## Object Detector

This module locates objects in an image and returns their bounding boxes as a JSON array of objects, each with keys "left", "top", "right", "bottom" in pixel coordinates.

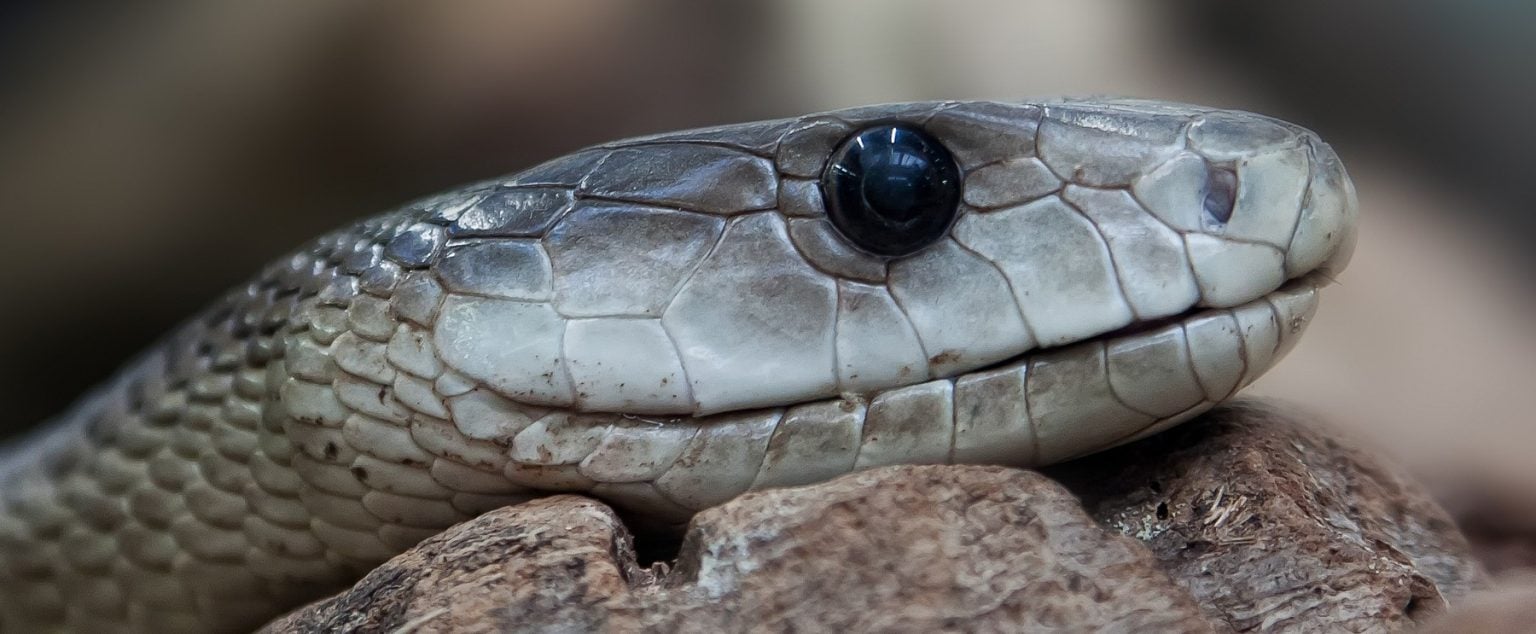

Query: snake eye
[
  {"left": 1203, "top": 164, "right": 1238, "bottom": 226},
  {"left": 821, "top": 124, "right": 961, "bottom": 257}
]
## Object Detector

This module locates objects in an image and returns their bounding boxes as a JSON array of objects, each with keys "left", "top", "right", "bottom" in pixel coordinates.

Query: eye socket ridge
[{"left": 820, "top": 123, "right": 962, "bottom": 258}]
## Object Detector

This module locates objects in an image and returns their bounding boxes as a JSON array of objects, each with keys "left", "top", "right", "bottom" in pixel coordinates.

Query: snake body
[{"left": 0, "top": 99, "right": 1356, "bottom": 632}]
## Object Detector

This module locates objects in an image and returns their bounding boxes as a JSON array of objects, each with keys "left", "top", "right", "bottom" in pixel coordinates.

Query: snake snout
[{"left": 1292, "top": 137, "right": 1359, "bottom": 278}]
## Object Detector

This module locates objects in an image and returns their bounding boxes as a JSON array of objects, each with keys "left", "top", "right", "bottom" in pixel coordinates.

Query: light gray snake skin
[{"left": 0, "top": 99, "right": 1357, "bottom": 632}]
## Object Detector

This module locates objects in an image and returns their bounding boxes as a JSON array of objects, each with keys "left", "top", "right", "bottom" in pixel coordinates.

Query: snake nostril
[{"left": 1203, "top": 164, "right": 1238, "bottom": 226}]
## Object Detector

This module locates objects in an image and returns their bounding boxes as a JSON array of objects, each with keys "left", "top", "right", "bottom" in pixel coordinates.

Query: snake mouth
[
  {"left": 948, "top": 271, "right": 1327, "bottom": 402},
  {"left": 1091, "top": 273, "right": 1326, "bottom": 348}
]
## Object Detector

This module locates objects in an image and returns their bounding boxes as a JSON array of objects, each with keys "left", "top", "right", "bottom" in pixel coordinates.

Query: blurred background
[{"left": 1, "top": 0, "right": 1533, "bottom": 572}]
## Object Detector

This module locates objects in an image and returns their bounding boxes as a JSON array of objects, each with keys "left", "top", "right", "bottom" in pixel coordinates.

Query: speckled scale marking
[{"left": 0, "top": 99, "right": 1356, "bottom": 632}]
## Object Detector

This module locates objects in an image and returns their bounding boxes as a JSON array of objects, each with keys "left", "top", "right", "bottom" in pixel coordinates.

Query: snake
[{"left": 0, "top": 98, "right": 1356, "bottom": 632}]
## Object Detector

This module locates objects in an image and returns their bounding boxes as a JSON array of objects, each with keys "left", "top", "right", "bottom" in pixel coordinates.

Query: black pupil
[{"left": 822, "top": 124, "right": 961, "bottom": 257}]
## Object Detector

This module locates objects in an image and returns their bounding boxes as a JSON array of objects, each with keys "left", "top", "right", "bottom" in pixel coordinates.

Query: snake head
[
  {"left": 393, "top": 100, "right": 1356, "bottom": 418},
  {"left": 314, "top": 96, "right": 1370, "bottom": 491}
]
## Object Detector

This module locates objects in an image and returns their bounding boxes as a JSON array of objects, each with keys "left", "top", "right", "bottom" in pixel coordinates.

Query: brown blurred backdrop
[{"left": 2, "top": 0, "right": 1533, "bottom": 553}]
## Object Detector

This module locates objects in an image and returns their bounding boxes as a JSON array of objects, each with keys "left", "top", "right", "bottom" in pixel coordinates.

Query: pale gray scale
[
  {"left": 341, "top": 414, "right": 436, "bottom": 466},
  {"left": 1048, "top": 98, "right": 1213, "bottom": 120},
  {"left": 1288, "top": 141, "right": 1358, "bottom": 277},
  {"left": 389, "top": 271, "right": 445, "bottom": 327},
  {"left": 447, "top": 186, "right": 574, "bottom": 238},
  {"left": 392, "top": 374, "right": 448, "bottom": 420},
  {"left": 336, "top": 373, "right": 413, "bottom": 429},
  {"left": 385, "top": 325, "right": 443, "bottom": 379},
  {"left": 887, "top": 240, "right": 1033, "bottom": 376},
  {"left": 663, "top": 213, "right": 838, "bottom": 415},
  {"left": 295, "top": 481, "right": 376, "bottom": 532},
  {"left": 508, "top": 412, "right": 612, "bottom": 468},
  {"left": 1232, "top": 301, "right": 1284, "bottom": 389},
  {"left": 433, "top": 295, "right": 573, "bottom": 407},
  {"left": 952, "top": 364, "right": 1035, "bottom": 466},
  {"left": 752, "top": 400, "right": 864, "bottom": 490},
  {"left": 1025, "top": 343, "right": 1156, "bottom": 465},
  {"left": 853, "top": 381, "right": 954, "bottom": 470},
  {"left": 653, "top": 409, "right": 781, "bottom": 511},
  {"left": 1104, "top": 325, "right": 1207, "bottom": 418},
  {"left": 1063, "top": 185, "right": 1199, "bottom": 320},
  {"left": 786, "top": 217, "right": 887, "bottom": 283},
  {"left": 563, "top": 318, "right": 692, "bottom": 413},
  {"left": 501, "top": 464, "right": 596, "bottom": 493},
  {"left": 953, "top": 197, "right": 1134, "bottom": 346},
  {"left": 345, "top": 295, "right": 395, "bottom": 341},
  {"left": 193, "top": 450, "right": 249, "bottom": 499},
  {"left": 579, "top": 144, "right": 777, "bottom": 214},
  {"left": 1187, "top": 111, "right": 1303, "bottom": 161},
  {"left": 360, "top": 491, "right": 465, "bottom": 529},
  {"left": 301, "top": 305, "right": 350, "bottom": 348},
  {"left": 434, "top": 370, "right": 475, "bottom": 397},
  {"left": 963, "top": 158, "right": 1062, "bottom": 209},
  {"left": 1055, "top": 98, "right": 1211, "bottom": 118},
  {"left": 924, "top": 101, "right": 1044, "bottom": 170},
  {"left": 244, "top": 514, "right": 325, "bottom": 559},
  {"left": 283, "top": 336, "right": 335, "bottom": 384},
  {"left": 1185, "top": 234, "right": 1287, "bottom": 308},
  {"left": 444, "top": 390, "right": 537, "bottom": 443},
  {"left": 1267, "top": 283, "right": 1320, "bottom": 363},
  {"left": 436, "top": 239, "right": 554, "bottom": 300},
  {"left": 1037, "top": 104, "right": 1189, "bottom": 187},
  {"left": 775, "top": 117, "right": 851, "bottom": 178},
  {"left": 248, "top": 451, "right": 303, "bottom": 499},
  {"left": 834, "top": 281, "right": 930, "bottom": 393},
  {"left": 1182, "top": 312, "right": 1247, "bottom": 401},
  {"left": 578, "top": 418, "right": 701, "bottom": 484},
  {"left": 410, "top": 416, "right": 510, "bottom": 473},
  {"left": 429, "top": 459, "right": 528, "bottom": 496},
  {"left": 183, "top": 485, "right": 251, "bottom": 534},
  {"left": 331, "top": 332, "right": 393, "bottom": 386},
  {"left": 545, "top": 203, "right": 724, "bottom": 318},
  {"left": 1220, "top": 143, "right": 1309, "bottom": 248},
  {"left": 504, "top": 420, "right": 603, "bottom": 487},
  {"left": 1131, "top": 151, "right": 1215, "bottom": 233},
  {"left": 278, "top": 379, "right": 349, "bottom": 429}
]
